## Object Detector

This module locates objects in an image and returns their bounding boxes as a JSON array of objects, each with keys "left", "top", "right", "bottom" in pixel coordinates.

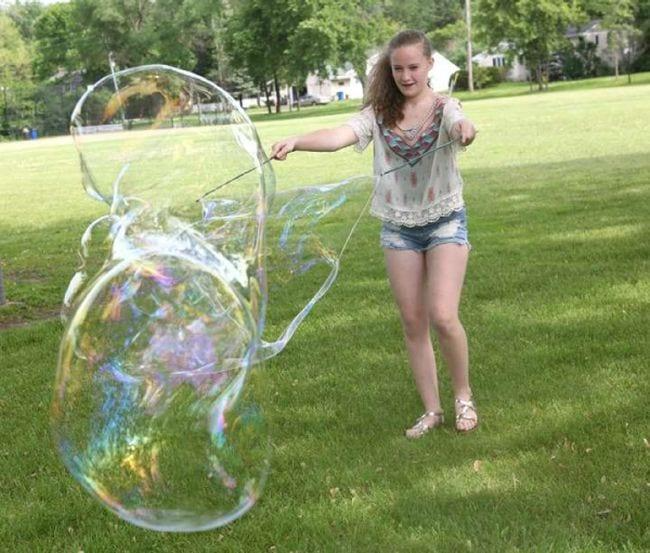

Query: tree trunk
[
  {"left": 262, "top": 83, "right": 272, "bottom": 114},
  {"left": 0, "top": 264, "right": 5, "bottom": 306},
  {"left": 544, "top": 61, "right": 549, "bottom": 91},
  {"left": 273, "top": 73, "right": 281, "bottom": 114}
]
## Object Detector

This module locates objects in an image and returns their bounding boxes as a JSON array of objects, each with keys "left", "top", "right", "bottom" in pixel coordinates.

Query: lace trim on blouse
[{"left": 370, "top": 190, "right": 465, "bottom": 227}]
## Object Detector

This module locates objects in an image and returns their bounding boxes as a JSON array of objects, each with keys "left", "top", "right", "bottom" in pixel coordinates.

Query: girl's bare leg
[
  {"left": 424, "top": 243, "right": 477, "bottom": 430},
  {"left": 384, "top": 249, "right": 442, "bottom": 424}
]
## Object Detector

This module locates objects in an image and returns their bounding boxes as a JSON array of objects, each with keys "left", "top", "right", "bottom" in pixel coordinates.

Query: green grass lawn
[{"left": 1, "top": 78, "right": 649, "bottom": 552}]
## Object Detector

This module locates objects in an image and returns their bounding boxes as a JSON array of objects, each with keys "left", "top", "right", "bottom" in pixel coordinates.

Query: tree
[
  {"left": 32, "top": 3, "right": 79, "bottom": 81},
  {"left": 5, "top": 0, "right": 43, "bottom": 42},
  {"left": 632, "top": 0, "right": 650, "bottom": 70},
  {"left": 331, "top": 0, "right": 394, "bottom": 92},
  {"left": 284, "top": 0, "right": 394, "bottom": 96},
  {"left": 383, "top": 0, "right": 463, "bottom": 32},
  {"left": 600, "top": 0, "right": 641, "bottom": 78},
  {"left": 558, "top": 36, "right": 606, "bottom": 79},
  {"left": 0, "top": 12, "right": 33, "bottom": 134},
  {"left": 383, "top": 0, "right": 467, "bottom": 58},
  {"left": 71, "top": 0, "right": 225, "bottom": 81},
  {"left": 225, "top": 0, "right": 332, "bottom": 113},
  {"left": 569, "top": 0, "right": 645, "bottom": 77},
  {"left": 476, "top": 0, "right": 575, "bottom": 90}
]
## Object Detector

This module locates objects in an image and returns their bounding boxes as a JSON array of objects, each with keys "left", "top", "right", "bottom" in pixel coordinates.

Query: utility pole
[{"left": 466, "top": 0, "right": 474, "bottom": 92}]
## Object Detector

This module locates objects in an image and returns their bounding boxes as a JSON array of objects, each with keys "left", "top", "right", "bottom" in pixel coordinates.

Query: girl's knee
[
  {"left": 429, "top": 311, "right": 460, "bottom": 335},
  {"left": 401, "top": 310, "right": 429, "bottom": 340}
]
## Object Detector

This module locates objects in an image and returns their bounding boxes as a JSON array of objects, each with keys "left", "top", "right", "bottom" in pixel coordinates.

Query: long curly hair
[{"left": 364, "top": 30, "right": 433, "bottom": 129}]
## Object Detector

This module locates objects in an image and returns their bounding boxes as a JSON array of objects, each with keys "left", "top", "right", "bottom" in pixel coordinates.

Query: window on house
[{"left": 594, "top": 34, "right": 599, "bottom": 45}]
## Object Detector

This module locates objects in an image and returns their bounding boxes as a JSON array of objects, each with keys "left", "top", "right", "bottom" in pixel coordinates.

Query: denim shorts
[{"left": 380, "top": 208, "right": 472, "bottom": 252}]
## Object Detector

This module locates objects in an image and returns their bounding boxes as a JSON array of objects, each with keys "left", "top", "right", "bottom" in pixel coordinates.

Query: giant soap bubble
[{"left": 53, "top": 64, "right": 374, "bottom": 531}]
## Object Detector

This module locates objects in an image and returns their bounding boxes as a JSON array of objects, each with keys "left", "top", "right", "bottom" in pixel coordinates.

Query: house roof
[{"left": 566, "top": 19, "right": 602, "bottom": 38}]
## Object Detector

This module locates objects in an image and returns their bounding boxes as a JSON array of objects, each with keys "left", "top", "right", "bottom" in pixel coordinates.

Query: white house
[
  {"left": 473, "top": 21, "right": 617, "bottom": 81},
  {"left": 566, "top": 19, "right": 610, "bottom": 57},
  {"left": 306, "top": 51, "right": 461, "bottom": 100},
  {"left": 306, "top": 62, "right": 363, "bottom": 101},
  {"left": 472, "top": 42, "right": 529, "bottom": 81}
]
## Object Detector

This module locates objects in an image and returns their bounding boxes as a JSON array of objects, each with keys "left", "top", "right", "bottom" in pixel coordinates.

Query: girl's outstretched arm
[{"left": 271, "top": 126, "right": 359, "bottom": 160}]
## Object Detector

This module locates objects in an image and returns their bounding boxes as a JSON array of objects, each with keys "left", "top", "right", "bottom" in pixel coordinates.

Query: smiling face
[{"left": 389, "top": 43, "right": 434, "bottom": 99}]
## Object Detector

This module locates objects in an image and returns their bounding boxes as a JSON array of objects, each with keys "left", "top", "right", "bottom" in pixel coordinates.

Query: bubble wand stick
[{"left": 196, "top": 73, "right": 462, "bottom": 202}]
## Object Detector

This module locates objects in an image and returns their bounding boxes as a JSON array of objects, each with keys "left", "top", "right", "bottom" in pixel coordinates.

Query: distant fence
[{"left": 77, "top": 124, "right": 124, "bottom": 134}]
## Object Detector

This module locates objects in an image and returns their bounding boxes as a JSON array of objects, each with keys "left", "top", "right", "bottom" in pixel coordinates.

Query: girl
[{"left": 271, "top": 30, "right": 478, "bottom": 438}]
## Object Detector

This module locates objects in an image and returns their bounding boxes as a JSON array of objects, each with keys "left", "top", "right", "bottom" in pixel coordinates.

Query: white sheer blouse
[{"left": 345, "top": 96, "right": 467, "bottom": 227}]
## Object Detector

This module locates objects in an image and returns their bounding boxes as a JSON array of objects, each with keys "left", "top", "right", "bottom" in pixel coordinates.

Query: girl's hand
[
  {"left": 270, "top": 137, "right": 298, "bottom": 161},
  {"left": 453, "top": 120, "right": 477, "bottom": 146}
]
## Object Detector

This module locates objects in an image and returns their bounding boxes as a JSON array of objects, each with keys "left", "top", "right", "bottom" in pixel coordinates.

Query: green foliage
[
  {"left": 558, "top": 38, "right": 610, "bottom": 79},
  {"left": 383, "top": 0, "right": 464, "bottom": 33},
  {"left": 33, "top": 83, "right": 81, "bottom": 137},
  {"left": 0, "top": 12, "right": 34, "bottom": 134},
  {"left": 71, "top": 0, "right": 224, "bottom": 80},
  {"left": 0, "top": 12, "right": 32, "bottom": 83},
  {"left": 224, "top": 0, "right": 298, "bottom": 110},
  {"left": 384, "top": 0, "right": 468, "bottom": 60},
  {"left": 5, "top": 0, "right": 43, "bottom": 41},
  {"left": 454, "top": 64, "right": 504, "bottom": 90},
  {"left": 327, "top": 0, "right": 393, "bottom": 91},
  {"left": 32, "top": 3, "right": 78, "bottom": 81},
  {"left": 224, "top": 0, "right": 388, "bottom": 109},
  {"left": 2, "top": 0, "right": 649, "bottom": 134},
  {"left": 476, "top": 0, "right": 576, "bottom": 88}
]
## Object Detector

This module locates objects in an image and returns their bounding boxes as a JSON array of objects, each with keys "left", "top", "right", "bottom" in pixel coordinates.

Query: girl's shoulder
[
  {"left": 433, "top": 94, "right": 461, "bottom": 109},
  {"left": 355, "top": 104, "right": 380, "bottom": 126}
]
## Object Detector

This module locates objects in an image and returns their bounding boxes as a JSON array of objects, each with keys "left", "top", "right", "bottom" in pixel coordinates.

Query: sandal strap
[
  {"left": 418, "top": 410, "right": 444, "bottom": 420},
  {"left": 408, "top": 411, "right": 445, "bottom": 437},
  {"left": 455, "top": 398, "right": 477, "bottom": 421},
  {"left": 455, "top": 398, "right": 475, "bottom": 408}
]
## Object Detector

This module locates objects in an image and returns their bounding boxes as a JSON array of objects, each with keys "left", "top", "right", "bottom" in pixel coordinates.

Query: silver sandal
[
  {"left": 455, "top": 397, "right": 479, "bottom": 433},
  {"left": 405, "top": 410, "right": 444, "bottom": 439}
]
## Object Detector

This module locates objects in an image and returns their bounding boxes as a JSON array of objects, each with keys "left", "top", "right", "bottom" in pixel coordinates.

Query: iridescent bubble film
[{"left": 53, "top": 65, "right": 373, "bottom": 532}]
